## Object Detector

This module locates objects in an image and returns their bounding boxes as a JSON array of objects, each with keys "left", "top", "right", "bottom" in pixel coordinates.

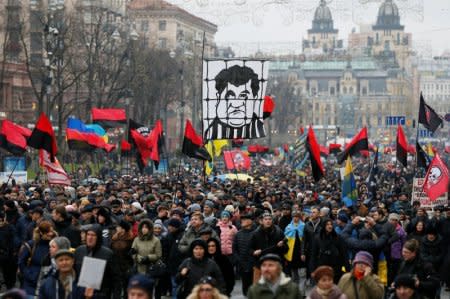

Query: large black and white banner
[{"left": 202, "top": 60, "right": 269, "bottom": 140}]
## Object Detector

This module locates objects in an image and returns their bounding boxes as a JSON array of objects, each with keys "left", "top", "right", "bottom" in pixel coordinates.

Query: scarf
[
  {"left": 353, "top": 268, "right": 365, "bottom": 281},
  {"left": 59, "top": 270, "right": 75, "bottom": 299},
  {"left": 309, "top": 285, "right": 344, "bottom": 299}
]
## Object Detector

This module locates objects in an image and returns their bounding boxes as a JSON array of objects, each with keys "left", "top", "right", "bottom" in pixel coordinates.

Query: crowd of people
[{"left": 0, "top": 156, "right": 449, "bottom": 299}]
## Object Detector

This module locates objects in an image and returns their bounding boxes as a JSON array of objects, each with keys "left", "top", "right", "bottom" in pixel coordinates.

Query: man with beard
[{"left": 250, "top": 212, "right": 286, "bottom": 283}]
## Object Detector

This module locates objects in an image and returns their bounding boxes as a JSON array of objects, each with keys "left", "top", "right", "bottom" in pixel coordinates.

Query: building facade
[
  {"left": 270, "top": 0, "right": 414, "bottom": 143},
  {"left": 302, "top": 0, "right": 343, "bottom": 56},
  {"left": 127, "top": 0, "right": 217, "bottom": 56}
]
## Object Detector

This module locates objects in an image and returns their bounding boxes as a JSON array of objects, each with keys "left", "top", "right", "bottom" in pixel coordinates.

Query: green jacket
[
  {"left": 338, "top": 272, "right": 384, "bottom": 299},
  {"left": 248, "top": 273, "right": 303, "bottom": 299}
]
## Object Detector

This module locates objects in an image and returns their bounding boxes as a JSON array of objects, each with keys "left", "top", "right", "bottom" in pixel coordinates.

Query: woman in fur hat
[{"left": 307, "top": 266, "right": 347, "bottom": 299}]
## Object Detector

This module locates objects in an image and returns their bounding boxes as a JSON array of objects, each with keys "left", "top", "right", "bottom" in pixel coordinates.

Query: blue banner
[{"left": 3, "top": 156, "right": 26, "bottom": 172}]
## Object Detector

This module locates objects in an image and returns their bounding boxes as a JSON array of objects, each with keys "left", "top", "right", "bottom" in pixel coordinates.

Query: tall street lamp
[{"left": 170, "top": 49, "right": 186, "bottom": 146}]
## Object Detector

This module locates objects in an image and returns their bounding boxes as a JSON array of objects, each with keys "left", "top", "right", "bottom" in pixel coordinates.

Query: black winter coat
[
  {"left": 166, "top": 229, "right": 184, "bottom": 275},
  {"left": 396, "top": 257, "right": 439, "bottom": 299},
  {"left": 0, "top": 222, "right": 15, "bottom": 258},
  {"left": 74, "top": 245, "right": 115, "bottom": 298},
  {"left": 311, "top": 231, "right": 347, "bottom": 280},
  {"left": 176, "top": 257, "right": 225, "bottom": 299},
  {"left": 233, "top": 227, "right": 255, "bottom": 272},
  {"left": 54, "top": 219, "right": 81, "bottom": 248},
  {"left": 420, "top": 235, "right": 445, "bottom": 271},
  {"left": 250, "top": 225, "right": 286, "bottom": 258}
]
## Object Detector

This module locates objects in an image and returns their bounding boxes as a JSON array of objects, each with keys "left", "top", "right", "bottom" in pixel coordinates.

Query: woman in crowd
[
  {"left": 186, "top": 276, "right": 228, "bottom": 299},
  {"left": 18, "top": 220, "right": 57, "bottom": 296},
  {"left": 406, "top": 221, "right": 426, "bottom": 245},
  {"left": 338, "top": 251, "right": 384, "bottom": 299},
  {"left": 312, "top": 218, "right": 348, "bottom": 283},
  {"left": 307, "top": 266, "right": 347, "bottom": 299},
  {"left": 176, "top": 239, "right": 225, "bottom": 299},
  {"left": 131, "top": 218, "right": 162, "bottom": 297},
  {"left": 283, "top": 209, "right": 305, "bottom": 283},
  {"left": 206, "top": 238, "right": 235, "bottom": 296}
]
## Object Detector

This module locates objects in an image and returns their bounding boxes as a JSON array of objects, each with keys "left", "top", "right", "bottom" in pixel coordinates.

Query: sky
[{"left": 167, "top": 0, "right": 450, "bottom": 57}]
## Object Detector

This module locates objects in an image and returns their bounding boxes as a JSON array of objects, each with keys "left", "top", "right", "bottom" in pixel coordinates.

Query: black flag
[
  {"left": 418, "top": 93, "right": 443, "bottom": 133},
  {"left": 416, "top": 142, "right": 430, "bottom": 169}
]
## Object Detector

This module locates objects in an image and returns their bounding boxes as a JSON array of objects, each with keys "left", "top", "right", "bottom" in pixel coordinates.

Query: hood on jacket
[
  {"left": 138, "top": 218, "right": 154, "bottom": 240},
  {"left": 86, "top": 224, "right": 103, "bottom": 252},
  {"left": 190, "top": 238, "right": 208, "bottom": 260}
]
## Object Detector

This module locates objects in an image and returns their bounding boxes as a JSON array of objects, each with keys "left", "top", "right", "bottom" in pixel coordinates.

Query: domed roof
[
  {"left": 314, "top": 0, "right": 332, "bottom": 21},
  {"left": 378, "top": 0, "right": 399, "bottom": 18},
  {"left": 373, "top": 0, "right": 403, "bottom": 30},
  {"left": 308, "top": 0, "right": 337, "bottom": 33}
]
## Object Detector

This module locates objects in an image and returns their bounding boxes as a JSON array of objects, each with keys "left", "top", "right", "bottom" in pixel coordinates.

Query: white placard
[
  {"left": 0, "top": 171, "right": 27, "bottom": 184},
  {"left": 411, "top": 178, "right": 448, "bottom": 208},
  {"left": 77, "top": 256, "right": 106, "bottom": 290}
]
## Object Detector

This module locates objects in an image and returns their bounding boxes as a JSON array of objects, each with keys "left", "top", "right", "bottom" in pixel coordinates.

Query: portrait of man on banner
[{"left": 202, "top": 60, "right": 269, "bottom": 140}]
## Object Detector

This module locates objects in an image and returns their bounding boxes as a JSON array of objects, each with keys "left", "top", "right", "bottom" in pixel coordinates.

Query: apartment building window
[
  {"left": 140, "top": 20, "right": 149, "bottom": 32},
  {"left": 159, "top": 20, "right": 167, "bottom": 31},
  {"left": 330, "top": 87, "right": 335, "bottom": 95},
  {"left": 158, "top": 38, "right": 167, "bottom": 49}
]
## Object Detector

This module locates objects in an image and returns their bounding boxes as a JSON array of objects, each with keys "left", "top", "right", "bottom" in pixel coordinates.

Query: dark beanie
[
  {"left": 118, "top": 220, "right": 131, "bottom": 232},
  {"left": 167, "top": 218, "right": 182, "bottom": 229},
  {"left": 394, "top": 274, "right": 416, "bottom": 290}
]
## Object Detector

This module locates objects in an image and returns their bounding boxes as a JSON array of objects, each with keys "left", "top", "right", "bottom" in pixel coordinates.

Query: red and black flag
[
  {"left": 396, "top": 124, "right": 408, "bottom": 168},
  {"left": 149, "top": 120, "right": 164, "bottom": 169},
  {"left": 182, "top": 120, "right": 212, "bottom": 161},
  {"left": 337, "top": 127, "right": 369, "bottom": 164},
  {"left": 329, "top": 143, "right": 342, "bottom": 155},
  {"left": 0, "top": 120, "right": 31, "bottom": 155},
  {"left": 120, "top": 139, "right": 132, "bottom": 156},
  {"left": 27, "top": 113, "right": 57, "bottom": 161},
  {"left": 416, "top": 142, "right": 430, "bottom": 169},
  {"left": 263, "top": 95, "right": 275, "bottom": 119},
  {"left": 92, "top": 108, "right": 126, "bottom": 128},
  {"left": 130, "top": 129, "right": 153, "bottom": 165},
  {"left": 66, "top": 129, "right": 115, "bottom": 153},
  {"left": 128, "top": 119, "right": 151, "bottom": 172},
  {"left": 419, "top": 93, "right": 443, "bottom": 133},
  {"left": 319, "top": 145, "right": 329, "bottom": 158},
  {"left": 306, "top": 127, "right": 325, "bottom": 181}
]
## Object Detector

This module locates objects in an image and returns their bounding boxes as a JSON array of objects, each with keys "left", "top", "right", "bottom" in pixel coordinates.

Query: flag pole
[
  {"left": 413, "top": 93, "right": 422, "bottom": 178},
  {"left": 5, "top": 157, "right": 20, "bottom": 186}
]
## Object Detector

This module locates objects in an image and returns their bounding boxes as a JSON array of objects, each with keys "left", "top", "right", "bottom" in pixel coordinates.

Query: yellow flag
[
  {"left": 205, "top": 141, "right": 214, "bottom": 176},
  {"left": 213, "top": 140, "right": 229, "bottom": 157}
]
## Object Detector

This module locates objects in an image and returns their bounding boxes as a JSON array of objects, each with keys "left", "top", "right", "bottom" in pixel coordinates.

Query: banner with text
[{"left": 412, "top": 178, "right": 448, "bottom": 208}]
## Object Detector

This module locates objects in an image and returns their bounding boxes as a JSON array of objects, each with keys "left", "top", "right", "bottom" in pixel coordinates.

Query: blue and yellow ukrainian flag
[{"left": 342, "top": 157, "right": 358, "bottom": 206}]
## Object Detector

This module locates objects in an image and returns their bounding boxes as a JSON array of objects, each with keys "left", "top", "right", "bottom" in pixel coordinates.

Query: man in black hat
[{"left": 247, "top": 254, "right": 303, "bottom": 299}]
